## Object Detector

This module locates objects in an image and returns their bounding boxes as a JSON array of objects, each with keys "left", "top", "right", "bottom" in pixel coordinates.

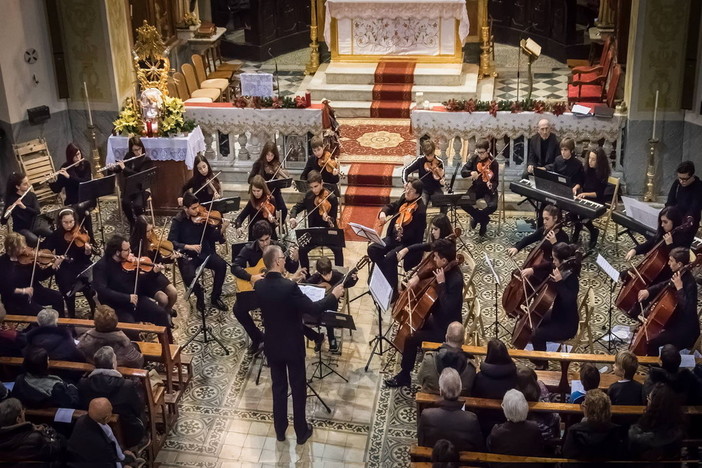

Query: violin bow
[
  {"left": 240, "top": 195, "right": 275, "bottom": 235},
  {"left": 198, "top": 204, "right": 214, "bottom": 247},
  {"left": 133, "top": 240, "right": 143, "bottom": 302},
  {"left": 269, "top": 147, "right": 294, "bottom": 181},
  {"left": 296, "top": 189, "right": 335, "bottom": 228},
  {"left": 152, "top": 218, "right": 171, "bottom": 262},
  {"left": 62, "top": 217, "right": 88, "bottom": 258},
  {"left": 192, "top": 171, "right": 223, "bottom": 198},
  {"left": 148, "top": 196, "right": 156, "bottom": 228},
  {"left": 28, "top": 237, "right": 43, "bottom": 302}
]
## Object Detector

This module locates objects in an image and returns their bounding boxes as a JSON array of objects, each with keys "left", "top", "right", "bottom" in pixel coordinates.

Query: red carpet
[
  {"left": 370, "top": 62, "right": 415, "bottom": 119},
  {"left": 341, "top": 163, "right": 395, "bottom": 241}
]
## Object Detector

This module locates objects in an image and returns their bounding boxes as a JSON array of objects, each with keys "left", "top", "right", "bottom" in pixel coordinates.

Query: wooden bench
[
  {"left": 5, "top": 315, "right": 191, "bottom": 395},
  {"left": 535, "top": 369, "right": 645, "bottom": 393},
  {"left": 24, "top": 407, "right": 123, "bottom": 446}
]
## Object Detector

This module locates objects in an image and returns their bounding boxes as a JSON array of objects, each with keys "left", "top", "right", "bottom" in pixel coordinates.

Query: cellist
[
  {"left": 634, "top": 247, "right": 699, "bottom": 356},
  {"left": 385, "top": 239, "right": 464, "bottom": 388},
  {"left": 624, "top": 206, "right": 690, "bottom": 264}
]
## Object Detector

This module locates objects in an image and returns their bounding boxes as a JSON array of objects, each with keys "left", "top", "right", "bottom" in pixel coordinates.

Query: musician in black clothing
[
  {"left": 289, "top": 171, "right": 342, "bottom": 269},
  {"left": 301, "top": 136, "right": 340, "bottom": 196},
  {"left": 402, "top": 140, "right": 445, "bottom": 209},
  {"left": 232, "top": 221, "right": 299, "bottom": 353},
  {"left": 393, "top": 214, "right": 453, "bottom": 264},
  {"left": 665, "top": 160, "right": 702, "bottom": 246},
  {"left": 0, "top": 233, "right": 64, "bottom": 317},
  {"left": 168, "top": 192, "right": 229, "bottom": 312},
  {"left": 368, "top": 179, "right": 427, "bottom": 294},
  {"left": 460, "top": 139, "right": 499, "bottom": 236},
  {"left": 624, "top": 206, "right": 691, "bottom": 264},
  {"left": 92, "top": 235, "right": 170, "bottom": 327},
  {"left": 1, "top": 172, "right": 52, "bottom": 246},
  {"left": 249, "top": 141, "right": 290, "bottom": 223},
  {"left": 42, "top": 209, "right": 97, "bottom": 318},
  {"left": 572, "top": 147, "right": 611, "bottom": 249},
  {"left": 235, "top": 175, "right": 279, "bottom": 240},
  {"left": 254, "top": 244, "right": 342, "bottom": 443},
  {"left": 180, "top": 154, "right": 222, "bottom": 205},
  {"left": 385, "top": 239, "right": 464, "bottom": 388},
  {"left": 48, "top": 144, "right": 95, "bottom": 240},
  {"left": 106, "top": 136, "right": 154, "bottom": 228},
  {"left": 545, "top": 138, "right": 585, "bottom": 189},
  {"left": 529, "top": 243, "right": 581, "bottom": 369},
  {"left": 525, "top": 118, "right": 560, "bottom": 177},
  {"left": 636, "top": 247, "right": 700, "bottom": 356}
]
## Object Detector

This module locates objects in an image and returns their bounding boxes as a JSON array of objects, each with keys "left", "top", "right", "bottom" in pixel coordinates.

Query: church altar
[{"left": 324, "top": 0, "right": 470, "bottom": 62}]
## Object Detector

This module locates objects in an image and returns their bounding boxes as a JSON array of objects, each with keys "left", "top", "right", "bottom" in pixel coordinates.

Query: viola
[
  {"left": 315, "top": 189, "right": 334, "bottom": 227},
  {"left": 147, "top": 230, "right": 181, "bottom": 259}
]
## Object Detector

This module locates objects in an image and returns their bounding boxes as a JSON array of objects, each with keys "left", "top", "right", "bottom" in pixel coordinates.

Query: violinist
[
  {"left": 665, "top": 161, "right": 702, "bottom": 246},
  {"left": 572, "top": 148, "right": 610, "bottom": 249},
  {"left": 289, "top": 171, "right": 342, "bottom": 269},
  {"left": 301, "top": 136, "right": 340, "bottom": 196},
  {"left": 42, "top": 208, "right": 96, "bottom": 318},
  {"left": 402, "top": 140, "right": 445, "bottom": 210},
  {"left": 106, "top": 136, "right": 154, "bottom": 228},
  {"left": 249, "top": 141, "right": 290, "bottom": 223},
  {"left": 130, "top": 215, "right": 178, "bottom": 315},
  {"left": 92, "top": 235, "right": 170, "bottom": 327},
  {"left": 235, "top": 175, "right": 278, "bottom": 240},
  {"left": 369, "top": 178, "right": 427, "bottom": 293},
  {"left": 460, "top": 139, "right": 499, "bottom": 236},
  {"left": 180, "top": 154, "right": 222, "bottom": 205},
  {"left": 528, "top": 242, "right": 581, "bottom": 369},
  {"left": 0, "top": 232, "right": 65, "bottom": 317},
  {"left": 168, "top": 192, "right": 229, "bottom": 312},
  {"left": 48, "top": 143, "right": 95, "bottom": 240},
  {"left": 385, "top": 239, "right": 464, "bottom": 388},
  {"left": 635, "top": 247, "right": 699, "bottom": 355},
  {"left": 2, "top": 172, "right": 52, "bottom": 246}
]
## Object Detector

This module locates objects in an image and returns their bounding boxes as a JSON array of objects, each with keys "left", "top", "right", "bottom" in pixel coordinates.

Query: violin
[
  {"left": 191, "top": 205, "right": 224, "bottom": 226},
  {"left": 63, "top": 226, "right": 91, "bottom": 249},
  {"left": 423, "top": 158, "right": 445, "bottom": 185},
  {"left": 18, "top": 248, "right": 65, "bottom": 269},
  {"left": 319, "top": 150, "right": 342, "bottom": 176},
  {"left": 147, "top": 230, "right": 181, "bottom": 259},
  {"left": 477, "top": 156, "right": 495, "bottom": 188},
  {"left": 393, "top": 198, "right": 419, "bottom": 241},
  {"left": 253, "top": 195, "right": 277, "bottom": 223},
  {"left": 315, "top": 189, "right": 334, "bottom": 227},
  {"left": 121, "top": 256, "right": 158, "bottom": 273}
]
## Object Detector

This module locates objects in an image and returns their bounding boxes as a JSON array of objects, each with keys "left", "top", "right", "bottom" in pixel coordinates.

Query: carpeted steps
[
  {"left": 370, "top": 62, "right": 416, "bottom": 119},
  {"left": 341, "top": 162, "right": 396, "bottom": 241}
]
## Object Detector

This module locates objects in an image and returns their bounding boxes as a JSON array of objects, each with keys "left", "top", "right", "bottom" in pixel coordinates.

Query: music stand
[
  {"left": 124, "top": 167, "right": 157, "bottom": 200},
  {"left": 520, "top": 37, "right": 541, "bottom": 100},
  {"left": 265, "top": 177, "right": 292, "bottom": 191},
  {"left": 485, "top": 253, "right": 510, "bottom": 339},
  {"left": 201, "top": 196, "right": 240, "bottom": 214},
  {"left": 594, "top": 254, "right": 625, "bottom": 351},
  {"left": 364, "top": 265, "right": 398, "bottom": 372},
  {"left": 78, "top": 175, "right": 116, "bottom": 246},
  {"left": 183, "top": 255, "right": 230, "bottom": 355},
  {"left": 305, "top": 310, "right": 356, "bottom": 382},
  {"left": 293, "top": 179, "right": 309, "bottom": 193},
  {"left": 347, "top": 222, "right": 384, "bottom": 303}
]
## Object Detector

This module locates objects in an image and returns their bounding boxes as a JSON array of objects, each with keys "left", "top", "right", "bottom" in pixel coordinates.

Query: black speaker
[{"left": 27, "top": 106, "right": 51, "bottom": 125}]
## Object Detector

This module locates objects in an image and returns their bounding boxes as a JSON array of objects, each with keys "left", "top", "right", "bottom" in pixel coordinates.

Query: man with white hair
[
  {"left": 418, "top": 368, "right": 484, "bottom": 451},
  {"left": 525, "top": 118, "right": 560, "bottom": 177},
  {"left": 487, "top": 389, "right": 546, "bottom": 463},
  {"left": 417, "top": 321, "right": 476, "bottom": 395},
  {"left": 25, "top": 308, "right": 84, "bottom": 362}
]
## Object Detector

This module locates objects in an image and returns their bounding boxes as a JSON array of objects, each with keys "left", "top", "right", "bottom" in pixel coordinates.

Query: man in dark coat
[
  {"left": 25, "top": 308, "right": 85, "bottom": 362},
  {"left": 643, "top": 344, "right": 702, "bottom": 405},
  {"left": 0, "top": 397, "right": 64, "bottom": 463},
  {"left": 11, "top": 346, "right": 80, "bottom": 409},
  {"left": 418, "top": 368, "right": 483, "bottom": 451},
  {"left": 525, "top": 118, "right": 560, "bottom": 177},
  {"left": 665, "top": 160, "right": 702, "bottom": 245},
  {"left": 254, "top": 244, "right": 343, "bottom": 444},
  {"left": 417, "top": 321, "right": 476, "bottom": 395}
]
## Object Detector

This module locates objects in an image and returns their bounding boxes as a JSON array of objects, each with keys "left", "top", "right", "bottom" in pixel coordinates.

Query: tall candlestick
[
  {"left": 652, "top": 89, "right": 659, "bottom": 140},
  {"left": 84, "top": 82, "right": 93, "bottom": 126}
]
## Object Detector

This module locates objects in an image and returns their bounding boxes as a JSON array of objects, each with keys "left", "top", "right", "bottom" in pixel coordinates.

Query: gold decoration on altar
[
  {"left": 478, "top": 0, "right": 496, "bottom": 78},
  {"left": 306, "top": 0, "right": 321, "bottom": 75},
  {"left": 133, "top": 21, "right": 171, "bottom": 94}
]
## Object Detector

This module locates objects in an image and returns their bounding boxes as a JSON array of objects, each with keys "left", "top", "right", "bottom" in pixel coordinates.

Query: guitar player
[{"left": 232, "top": 220, "right": 300, "bottom": 353}]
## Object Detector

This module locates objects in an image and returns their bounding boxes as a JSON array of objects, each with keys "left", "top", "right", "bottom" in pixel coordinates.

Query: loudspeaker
[{"left": 27, "top": 106, "right": 51, "bottom": 125}]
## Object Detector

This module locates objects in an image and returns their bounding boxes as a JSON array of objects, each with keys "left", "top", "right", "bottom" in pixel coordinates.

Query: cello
[
  {"left": 391, "top": 251, "right": 464, "bottom": 351},
  {"left": 629, "top": 246, "right": 702, "bottom": 355},
  {"left": 616, "top": 216, "right": 694, "bottom": 315}
]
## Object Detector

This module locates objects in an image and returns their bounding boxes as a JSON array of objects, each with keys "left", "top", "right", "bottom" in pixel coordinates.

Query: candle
[
  {"left": 84, "top": 82, "right": 93, "bottom": 126},
  {"left": 652, "top": 89, "right": 659, "bottom": 140}
]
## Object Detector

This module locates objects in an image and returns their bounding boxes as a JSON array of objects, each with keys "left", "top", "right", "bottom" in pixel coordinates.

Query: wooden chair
[
  {"left": 560, "top": 286, "right": 595, "bottom": 353},
  {"left": 205, "top": 44, "right": 241, "bottom": 74},
  {"left": 569, "top": 38, "right": 616, "bottom": 83},
  {"left": 13, "top": 139, "right": 61, "bottom": 204},
  {"left": 190, "top": 54, "right": 230, "bottom": 101},
  {"left": 180, "top": 64, "right": 221, "bottom": 102},
  {"left": 567, "top": 35, "right": 614, "bottom": 69},
  {"left": 193, "top": 53, "right": 232, "bottom": 81},
  {"left": 171, "top": 73, "right": 214, "bottom": 103},
  {"left": 567, "top": 63, "right": 621, "bottom": 106}
]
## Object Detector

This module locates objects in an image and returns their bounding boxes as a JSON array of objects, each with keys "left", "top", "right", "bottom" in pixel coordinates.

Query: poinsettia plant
[
  {"left": 440, "top": 98, "right": 570, "bottom": 116},
  {"left": 232, "top": 95, "right": 309, "bottom": 109}
]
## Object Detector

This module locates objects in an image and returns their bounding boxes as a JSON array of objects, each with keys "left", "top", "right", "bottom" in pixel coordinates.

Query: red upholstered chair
[
  {"left": 567, "top": 35, "right": 613, "bottom": 69},
  {"left": 570, "top": 40, "right": 616, "bottom": 83},
  {"left": 603, "top": 64, "right": 622, "bottom": 108},
  {"left": 568, "top": 63, "right": 621, "bottom": 106}
]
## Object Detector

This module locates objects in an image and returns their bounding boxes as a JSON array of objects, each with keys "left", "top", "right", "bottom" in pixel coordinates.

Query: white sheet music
[
  {"left": 369, "top": 265, "right": 393, "bottom": 312},
  {"left": 621, "top": 196, "right": 660, "bottom": 229},
  {"left": 484, "top": 253, "right": 500, "bottom": 285},
  {"left": 596, "top": 254, "right": 620, "bottom": 283},
  {"left": 299, "top": 284, "right": 326, "bottom": 302},
  {"left": 54, "top": 408, "right": 75, "bottom": 424},
  {"left": 349, "top": 222, "right": 385, "bottom": 246}
]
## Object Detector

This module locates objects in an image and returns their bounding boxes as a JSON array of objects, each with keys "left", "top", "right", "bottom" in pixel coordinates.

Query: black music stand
[
  {"left": 431, "top": 192, "right": 474, "bottom": 250},
  {"left": 306, "top": 310, "right": 356, "bottom": 382},
  {"left": 265, "top": 177, "right": 293, "bottom": 191},
  {"left": 347, "top": 222, "right": 384, "bottom": 304},
  {"left": 183, "top": 255, "right": 230, "bottom": 355},
  {"left": 594, "top": 254, "right": 625, "bottom": 352},
  {"left": 295, "top": 227, "right": 346, "bottom": 249},
  {"left": 78, "top": 175, "right": 116, "bottom": 246},
  {"left": 125, "top": 167, "right": 157, "bottom": 199},
  {"left": 484, "top": 253, "right": 510, "bottom": 339},
  {"left": 201, "top": 196, "right": 240, "bottom": 214},
  {"left": 364, "top": 265, "right": 398, "bottom": 372}
]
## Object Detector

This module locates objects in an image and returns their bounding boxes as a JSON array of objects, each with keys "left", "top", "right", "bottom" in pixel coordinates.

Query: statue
[{"left": 140, "top": 88, "right": 164, "bottom": 137}]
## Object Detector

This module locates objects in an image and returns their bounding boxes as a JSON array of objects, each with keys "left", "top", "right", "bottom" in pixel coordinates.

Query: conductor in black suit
[
  {"left": 524, "top": 118, "right": 560, "bottom": 178},
  {"left": 254, "top": 244, "right": 344, "bottom": 444}
]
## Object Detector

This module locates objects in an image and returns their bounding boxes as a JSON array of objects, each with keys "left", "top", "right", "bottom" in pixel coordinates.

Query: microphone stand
[
  {"left": 268, "top": 48, "right": 280, "bottom": 100},
  {"left": 516, "top": 24, "right": 533, "bottom": 102}
]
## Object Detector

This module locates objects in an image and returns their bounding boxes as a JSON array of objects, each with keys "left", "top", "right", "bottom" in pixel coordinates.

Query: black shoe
[
  {"left": 589, "top": 228, "right": 599, "bottom": 250},
  {"left": 297, "top": 424, "right": 313, "bottom": 445},
  {"left": 313, "top": 333, "right": 325, "bottom": 352},
  {"left": 211, "top": 297, "right": 227, "bottom": 311},
  {"left": 276, "top": 432, "right": 286, "bottom": 442},
  {"left": 248, "top": 341, "right": 264, "bottom": 354},
  {"left": 169, "top": 309, "right": 178, "bottom": 318},
  {"left": 479, "top": 223, "right": 487, "bottom": 237},
  {"left": 470, "top": 217, "right": 478, "bottom": 230},
  {"left": 384, "top": 373, "right": 411, "bottom": 388},
  {"left": 329, "top": 339, "right": 339, "bottom": 354}
]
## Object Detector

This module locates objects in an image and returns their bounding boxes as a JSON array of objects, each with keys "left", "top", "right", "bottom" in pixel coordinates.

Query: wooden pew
[
  {"left": 4, "top": 314, "right": 191, "bottom": 395},
  {"left": 25, "top": 407, "right": 123, "bottom": 447}
]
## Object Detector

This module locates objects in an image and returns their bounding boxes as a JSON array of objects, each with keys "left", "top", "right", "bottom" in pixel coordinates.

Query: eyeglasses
[{"left": 678, "top": 175, "right": 692, "bottom": 182}]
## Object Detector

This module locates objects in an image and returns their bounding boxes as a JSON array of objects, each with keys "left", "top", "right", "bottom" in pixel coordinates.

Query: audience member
[
  {"left": 562, "top": 389, "right": 625, "bottom": 466},
  {"left": 570, "top": 363, "right": 600, "bottom": 404},
  {"left": 0, "top": 397, "right": 64, "bottom": 462},
  {"left": 515, "top": 365, "right": 560, "bottom": 444},
  {"left": 68, "top": 397, "right": 145, "bottom": 467},
  {"left": 472, "top": 339, "right": 518, "bottom": 436},
  {"left": 644, "top": 344, "right": 702, "bottom": 405},
  {"left": 629, "top": 383, "right": 685, "bottom": 462},
  {"left": 431, "top": 439, "right": 460, "bottom": 468},
  {"left": 0, "top": 302, "right": 26, "bottom": 356},
  {"left": 25, "top": 308, "right": 84, "bottom": 362},
  {"left": 487, "top": 389, "right": 546, "bottom": 468},
  {"left": 78, "top": 346, "right": 146, "bottom": 448},
  {"left": 417, "top": 321, "right": 476, "bottom": 395},
  {"left": 77, "top": 304, "right": 144, "bottom": 369},
  {"left": 608, "top": 350, "right": 644, "bottom": 406},
  {"left": 418, "top": 368, "right": 484, "bottom": 452},
  {"left": 11, "top": 346, "right": 80, "bottom": 409}
]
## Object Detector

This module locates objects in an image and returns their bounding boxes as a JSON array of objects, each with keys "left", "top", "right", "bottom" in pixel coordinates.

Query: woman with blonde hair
[{"left": 77, "top": 304, "right": 144, "bottom": 368}]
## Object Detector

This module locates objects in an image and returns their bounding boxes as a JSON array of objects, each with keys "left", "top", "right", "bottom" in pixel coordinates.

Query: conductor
[{"left": 254, "top": 245, "right": 344, "bottom": 444}]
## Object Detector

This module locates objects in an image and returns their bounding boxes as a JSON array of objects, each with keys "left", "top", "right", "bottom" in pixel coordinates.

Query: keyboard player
[{"left": 571, "top": 148, "right": 610, "bottom": 250}]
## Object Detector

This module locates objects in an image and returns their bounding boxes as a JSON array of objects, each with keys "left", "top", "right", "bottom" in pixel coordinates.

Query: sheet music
[
  {"left": 348, "top": 222, "right": 385, "bottom": 246},
  {"left": 596, "top": 254, "right": 620, "bottom": 282},
  {"left": 54, "top": 408, "right": 75, "bottom": 424},
  {"left": 484, "top": 253, "right": 500, "bottom": 285},
  {"left": 621, "top": 196, "right": 660, "bottom": 229},
  {"left": 369, "top": 266, "right": 393, "bottom": 312},
  {"left": 299, "top": 284, "right": 326, "bottom": 303},
  {"left": 570, "top": 379, "right": 584, "bottom": 394}
]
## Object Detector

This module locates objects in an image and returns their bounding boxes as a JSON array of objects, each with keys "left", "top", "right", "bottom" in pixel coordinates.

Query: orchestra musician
[
  {"left": 0, "top": 232, "right": 65, "bottom": 316},
  {"left": 301, "top": 136, "right": 340, "bottom": 196},
  {"left": 368, "top": 179, "right": 427, "bottom": 294},
  {"left": 402, "top": 140, "right": 445, "bottom": 210},
  {"left": 249, "top": 141, "right": 290, "bottom": 224},
  {"left": 2, "top": 172, "right": 52, "bottom": 246},
  {"left": 106, "top": 136, "right": 154, "bottom": 228},
  {"left": 545, "top": 138, "right": 584, "bottom": 189},
  {"left": 635, "top": 247, "right": 700, "bottom": 356},
  {"left": 92, "top": 234, "right": 170, "bottom": 327},
  {"left": 42, "top": 208, "right": 97, "bottom": 318},
  {"left": 232, "top": 220, "right": 299, "bottom": 354},
  {"left": 168, "top": 192, "right": 229, "bottom": 312},
  {"left": 572, "top": 148, "right": 611, "bottom": 249},
  {"left": 385, "top": 239, "right": 464, "bottom": 388},
  {"left": 624, "top": 206, "right": 690, "bottom": 266},
  {"left": 393, "top": 214, "right": 453, "bottom": 264},
  {"left": 180, "top": 154, "right": 222, "bottom": 205},
  {"left": 460, "top": 139, "right": 499, "bottom": 236},
  {"left": 665, "top": 161, "right": 702, "bottom": 246},
  {"left": 235, "top": 175, "right": 279, "bottom": 240},
  {"left": 289, "top": 171, "right": 342, "bottom": 269},
  {"left": 524, "top": 119, "right": 560, "bottom": 178}
]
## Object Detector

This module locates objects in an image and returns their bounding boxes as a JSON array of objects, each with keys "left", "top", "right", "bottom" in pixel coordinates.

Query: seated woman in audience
[
  {"left": 608, "top": 350, "right": 644, "bottom": 406},
  {"left": 515, "top": 365, "right": 560, "bottom": 445},
  {"left": 644, "top": 344, "right": 702, "bottom": 405},
  {"left": 431, "top": 439, "right": 460, "bottom": 468},
  {"left": 11, "top": 346, "right": 80, "bottom": 409},
  {"left": 25, "top": 308, "right": 84, "bottom": 363},
  {"left": 473, "top": 338, "right": 518, "bottom": 437},
  {"left": 629, "top": 382, "right": 685, "bottom": 462},
  {"left": 562, "top": 389, "right": 625, "bottom": 466},
  {"left": 570, "top": 363, "right": 601, "bottom": 404},
  {"left": 77, "top": 305, "right": 144, "bottom": 369},
  {"left": 488, "top": 389, "right": 546, "bottom": 467}
]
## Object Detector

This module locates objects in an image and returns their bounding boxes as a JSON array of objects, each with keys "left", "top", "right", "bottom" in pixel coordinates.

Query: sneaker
[
  {"left": 384, "top": 373, "right": 411, "bottom": 388},
  {"left": 313, "top": 333, "right": 325, "bottom": 353},
  {"left": 211, "top": 297, "right": 227, "bottom": 311}
]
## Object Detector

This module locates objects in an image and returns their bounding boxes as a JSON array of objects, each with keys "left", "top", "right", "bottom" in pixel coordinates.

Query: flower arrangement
[
  {"left": 113, "top": 98, "right": 142, "bottom": 136},
  {"left": 180, "top": 12, "right": 200, "bottom": 28},
  {"left": 441, "top": 98, "right": 570, "bottom": 116},
  {"left": 232, "top": 95, "right": 309, "bottom": 109},
  {"left": 113, "top": 95, "right": 196, "bottom": 137},
  {"left": 160, "top": 96, "right": 196, "bottom": 136}
]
